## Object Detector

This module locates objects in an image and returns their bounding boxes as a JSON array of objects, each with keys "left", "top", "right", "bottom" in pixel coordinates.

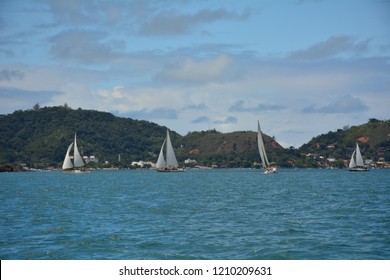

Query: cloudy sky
[{"left": 1, "top": 0, "right": 389, "bottom": 147}]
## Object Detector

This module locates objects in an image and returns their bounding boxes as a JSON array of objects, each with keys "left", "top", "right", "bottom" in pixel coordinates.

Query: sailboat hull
[
  {"left": 349, "top": 167, "right": 369, "bottom": 172},
  {"left": 264, "top": 167, "right": 278, "bottom": 174},
  {"left": 157, "top": 168, "right": 185, "bottom": 172},
  {"left": 63, "top": 169, "right": 90, "bottom": 174}
]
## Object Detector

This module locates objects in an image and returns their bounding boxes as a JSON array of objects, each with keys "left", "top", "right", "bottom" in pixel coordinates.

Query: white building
[
  {"left": 131, "top": 161, "right": 155, "bottom": 168},
  {"left": 83, "top": 155, "right": 98, "bottom": 163},
  {"left": 184, "top": 159, "right": 197, "bottom": 164}
]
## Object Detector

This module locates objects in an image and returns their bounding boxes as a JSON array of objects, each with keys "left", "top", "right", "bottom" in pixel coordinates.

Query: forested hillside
[
  {"left": 0, "top": 106, "right": 173, "bottom": 167},
  {"left": 0, "top": 106, "right": 284, "bottom": 168},
  {"left": 1, "top": 106, "right": 389, "bottom": 169},
  {"left": 177, "top": 129, "right": 285, "bottom": 168},
  {"left": 299, "top": 119, "right": 390, "bottom": 167}
]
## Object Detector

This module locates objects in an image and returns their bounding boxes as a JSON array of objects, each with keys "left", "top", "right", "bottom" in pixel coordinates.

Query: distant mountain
[
  {"left": 177, "top": 129, "right": 284, "bottom": 168},
  {"left": 299, "top": 118, "right": 390, "bottom": 166},
  {"left": 0, "top": 106, "right": 284, "bottom": 168},
  {"left": 0, "top": 106, "right": 173, "bottom": 167},
  {"left": 1, "top": 106, "right": 389, "bottom": 169},
  {"left": 301, "top": 119, "right": 390, "bottom": 149}
]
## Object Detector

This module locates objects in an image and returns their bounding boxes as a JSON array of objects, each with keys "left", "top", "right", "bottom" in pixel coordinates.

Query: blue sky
[{"left": 1, "top": 0, "right": 389, "bottom": 147}]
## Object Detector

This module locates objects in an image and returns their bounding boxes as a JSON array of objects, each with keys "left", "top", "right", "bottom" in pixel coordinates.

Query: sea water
[{"left": 0, "top": 169, "right": 389, "bottom": 260}]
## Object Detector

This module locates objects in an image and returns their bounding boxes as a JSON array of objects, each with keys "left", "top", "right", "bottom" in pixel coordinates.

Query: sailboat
[
  {"left": 257, "top": 121, "right": 277, "bottom": 174},
  {"left": 62, "top": 133, "right": 88, "bottom": 173},
  {"left": 156, "top": 129, "right": 184, "bottom": 172},
  {"left": 349, "top": 142, "right": 369, "bottom": 171}
]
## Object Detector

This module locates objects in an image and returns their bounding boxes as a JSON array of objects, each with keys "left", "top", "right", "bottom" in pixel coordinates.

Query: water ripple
[{"left": 1, "top": 169, "right": 389, "bottom": 259}]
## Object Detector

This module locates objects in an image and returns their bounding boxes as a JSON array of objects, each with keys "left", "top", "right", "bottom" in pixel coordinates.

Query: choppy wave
[{"left": 1, "top": 169, "right": 389, "bottom": 259}]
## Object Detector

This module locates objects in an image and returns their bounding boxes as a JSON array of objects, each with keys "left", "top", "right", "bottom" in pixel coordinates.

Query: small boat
[
  {"left": 156, "top": 129, "right": 184, "bottom": 172},
  {"left": 257, "top": 121, "right": 277, "bottom": 174},
  {"left": 62, "top": 133, "right": 89, "bottom": 173},
  {"left": 349, "top": 142, "right": 369, "bottom": 171}
]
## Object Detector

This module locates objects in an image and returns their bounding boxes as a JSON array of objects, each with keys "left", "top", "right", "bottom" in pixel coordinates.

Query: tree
[{"left": 369, "top": 118, "right": 380, "bottom": 123}]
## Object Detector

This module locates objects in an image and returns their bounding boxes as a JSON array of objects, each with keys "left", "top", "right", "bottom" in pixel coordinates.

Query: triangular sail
[
  {"left": 62, "top": 142, "right": 74, "bottom": 170},
  {"left": 73, "top": 134, "right": 85, "bottom": 168},
  {"left": 156, "top": 139, "right": 167, "bottom": 169},
  {"left": 166, "top": 129, "right": 179, "bottom": 168},
  {"left": 257, "top": 121, "right": 270, "bottom": 168},
  {"left": 263, "top": 140, "right": 270, "bottom": 166},
  {"left": 355, "top": 143, "right": 364, "bottom": 166},
  {"left": 257, "top": 122, "right": 266, "bottom": 168},
  {"left": 349, "top": 150, "right": 356, "bottom": 168}
]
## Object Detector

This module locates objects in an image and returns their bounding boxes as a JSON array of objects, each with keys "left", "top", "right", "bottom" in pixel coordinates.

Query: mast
[
  {"left": 166, "top": 129, "right": 179, "bottom": 168},
  {"left": 73, "top": 133, "right": 85, "bottom": 168}
]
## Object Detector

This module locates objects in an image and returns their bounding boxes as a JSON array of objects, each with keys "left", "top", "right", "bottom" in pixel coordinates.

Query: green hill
[
  {"left": 0, "top": 106, "right": 175, "bottom": 167},
  {"left": 299, "top": 119, "right": 390, "bottom": 167},
  {"left": 177, "top": 129, "right": 284, "bottom": 168},
  {"left": 1, "top": 106, "right": 389, "bottom": 169},
  {"left": 0, "top": 106, "right": 284, "bottom": 169}
]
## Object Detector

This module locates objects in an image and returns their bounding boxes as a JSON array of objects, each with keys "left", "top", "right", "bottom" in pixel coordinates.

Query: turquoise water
[{"left": 0, "top": 169, "right": 389, "bottom": 260}]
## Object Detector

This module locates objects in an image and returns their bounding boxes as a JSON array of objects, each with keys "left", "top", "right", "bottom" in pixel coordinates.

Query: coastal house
[
  {"left": 83, "top": 155, "right": 98, "bottom": 163},
  {"left": 131, "top": 161, "right": 155, "bottom": 168}
]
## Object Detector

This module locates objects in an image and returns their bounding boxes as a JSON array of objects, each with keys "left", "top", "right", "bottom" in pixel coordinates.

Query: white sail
[
  {"left": 257, "top": 121, "right": 277, "bottom": 174},
  {"left": 355, "top": 143, "right": 364, "bottom": 167},
  {"left": 257, "top": 121, "right": 270, "bottom": 168},
  {"left": 257, "top": 122, "right": 267, "bottom": 168},
  {"left": 349, "top": 150, "right": 356, "bottom": 168},
  {"left": 62, "top": 142, "right": 74, "bottom": 170},
  {"left": 166, "top": 129, "right": 179, "bottom": 168},
  {"left": 156, "top": 139, "right": 167, "bottom": 169},
  {"left": 73, "top": 133, "right": 85, "bottom": 168},
  {"left": 156, "top": 129, "right": 182, "bottom": 171},
  {"left": 263, "top": 138, "right": 270, "bottom": 167}
]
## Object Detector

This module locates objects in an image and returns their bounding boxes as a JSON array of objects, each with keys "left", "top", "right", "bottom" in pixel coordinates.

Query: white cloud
[
  {"left": 94, "top": 85, "right": 192, "bottom": 114},
  {"left": 229, "top": 100, "right": 285, "bottom": 113},
  {"left": 214, "top": 116, "right": 238, "bottom": 124},
  {"left": 138, "top": 8, "right": 251, "bottom": 36},
  {"left": 302, "top": 95, "right": 369, "bottom": 114},
  {"left": 49, "top": 29, "right": 115, "bottom": 64},
  {"left": 288, "top": 36, "right": 370, "bottom": 61},
  {"left": 0, "top": 87, "right": 61, "bottom": 113},
  {"left": 191, "top": 116, "right": 210, "bottom": 124},
  {"left": 0, "top": 69, "right": 24, "bottom": 81},
  {"left": 183, "top": 103, "right": 208, "bottom": 111},
  {"left": 157, "top": 54, "right": 233, "bottom": 83},
  {"left": 47, "top": 83, "right": 100, "bottom": 110},
  {"left": 125, "top": 107, "right": 178, "bottom": 120}
]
